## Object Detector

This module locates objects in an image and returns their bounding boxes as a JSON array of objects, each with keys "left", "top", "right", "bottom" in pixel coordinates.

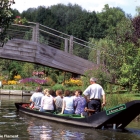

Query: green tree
[
  {"left": 21, "top": 63, "right": 34, "bottom": 78},
  {"left": 133, "top": 48, "right": 140, "bottom": 91},
  {"left": 50, "top": 3, "right": 84, "bottom": 31},
  {"left": 82, "top": 64, "right": 111, "bottom": 90},
  {"left": 21, "top": 8, "right": 37, "bottom": 22},
  {"left": 66, "top": 11, "right": 100, "bottom": 40},
  {"left": 132, "top": 16, "right": 140, "bottom": 46},
  {"left": 97, "top": 4, "right": 126, "bottom": 37},
  {"left": 8, "top": 61, "right": 22, "bottom": 80},
  {"left": 88, "top": 38, "right": 118, "bottom": 83},
  {"left": 11, "top": 9, "right": 20, "bottom": 18},
  {"left": 100, "top": 15, "right": 140, "bottom": 91},
  {"left": 0, "top": 0, "right": 15, "bottom": 47},
  {"left": 135, "top": 6, "right": 140, "bottom": 16},
  {"left": 0, "top": 59, "right": 23, "bottom": 80}
]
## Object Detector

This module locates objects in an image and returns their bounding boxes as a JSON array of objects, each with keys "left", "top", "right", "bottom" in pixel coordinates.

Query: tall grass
[{"left": 105, "top": 93, "right": 132, "bottom": 110}]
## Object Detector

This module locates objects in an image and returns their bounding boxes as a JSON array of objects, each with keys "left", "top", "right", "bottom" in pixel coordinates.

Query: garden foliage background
[{"left": 0, "top": 3, "right": 140, "bottom": 95}]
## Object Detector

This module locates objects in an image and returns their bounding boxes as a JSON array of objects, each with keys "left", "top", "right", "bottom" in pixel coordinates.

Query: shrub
[
  {"left": 82, "top": 64, "right": 111, "bottom": 90},
  {"left": 65, "top": 86, "right": 82, "bottom": 92},
  {"left": 45, "top": 77, "right": 55, "bottom": 86},
  {"left": 51, "top": 84, "right": 65, "bottom": 91},
  {"left": 0, "top": 75, "right": 4, "bottom": 81}
]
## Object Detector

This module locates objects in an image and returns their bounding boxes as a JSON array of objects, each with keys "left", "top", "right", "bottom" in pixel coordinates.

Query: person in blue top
[
  {"left": 61, "top": 90, "right": 74, "bottom": 114},
  {"left": 29, "top": 86, "right": 44, "bottom": 109},
  {"left": 74, "top": 89, "right": 87, "bottom": 115}
]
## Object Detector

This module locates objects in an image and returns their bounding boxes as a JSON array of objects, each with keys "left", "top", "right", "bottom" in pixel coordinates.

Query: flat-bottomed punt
[{"left": 15, "top": 100, "right": 140, "bottom": 129}]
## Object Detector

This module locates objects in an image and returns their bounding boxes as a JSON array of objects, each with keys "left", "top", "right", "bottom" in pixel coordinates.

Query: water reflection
[
  {"left": 25, "top": 114, "right": 86, "bottom": 140},
  {"left": 0, "top": 95, "right": 140, "bottom": 140},
  {"left": 22, "top": 111, "right": 140, "bottom": 140},
  {"left": 27, "top": 121, "right": 53, "bottom": 140}
]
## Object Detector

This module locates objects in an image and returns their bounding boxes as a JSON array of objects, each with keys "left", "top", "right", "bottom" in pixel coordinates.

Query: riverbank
[{"left": 0, "top": 89, "right": 33, "bottom": 96}]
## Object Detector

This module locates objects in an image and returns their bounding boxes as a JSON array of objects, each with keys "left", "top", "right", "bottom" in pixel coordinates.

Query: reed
[{"left": 105, "top": 93, "right": 132, "bottom": 110}]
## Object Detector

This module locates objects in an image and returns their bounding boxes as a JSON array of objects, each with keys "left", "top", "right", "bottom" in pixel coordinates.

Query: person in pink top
[{"left": 39, "top": 88, "right": 54, "bottom": 113}]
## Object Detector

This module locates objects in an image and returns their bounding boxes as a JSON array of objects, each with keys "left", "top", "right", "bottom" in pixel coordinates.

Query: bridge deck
[{"left": 0, "top": 39, "right": 95, "bottom": 75}]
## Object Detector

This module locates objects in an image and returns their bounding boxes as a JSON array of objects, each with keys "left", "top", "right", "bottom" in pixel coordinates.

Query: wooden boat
[{"left": 15, "top": 100, "right": 140, "bottom": 129}]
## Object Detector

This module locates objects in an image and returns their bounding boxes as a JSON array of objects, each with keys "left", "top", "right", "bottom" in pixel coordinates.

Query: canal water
[{"left": 0, "top": 95, "right": 140, "bottom": 140}]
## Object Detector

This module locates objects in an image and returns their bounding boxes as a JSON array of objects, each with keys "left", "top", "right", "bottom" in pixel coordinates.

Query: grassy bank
[{"left": 105, "top": 92, "right": 140, "bottom": 109}]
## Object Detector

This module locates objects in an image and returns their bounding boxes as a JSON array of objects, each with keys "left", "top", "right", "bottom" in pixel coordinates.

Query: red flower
[{"left": 16, "top": 16, "right": 21, "bottom": 19}]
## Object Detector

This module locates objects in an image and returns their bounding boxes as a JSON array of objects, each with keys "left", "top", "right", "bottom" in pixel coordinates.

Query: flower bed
[{"left": 64, "top": 78, "right": 82, "bottom": 86}]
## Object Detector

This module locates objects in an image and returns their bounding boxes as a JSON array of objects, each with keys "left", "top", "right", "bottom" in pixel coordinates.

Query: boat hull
[{"left": 15, "top": 100, "right": 140, "bottom": 129}]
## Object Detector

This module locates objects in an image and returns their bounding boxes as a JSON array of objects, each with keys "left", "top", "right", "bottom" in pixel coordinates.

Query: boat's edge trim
[{"left": 19, "top": 109, "right": 92, "bottom": 128}]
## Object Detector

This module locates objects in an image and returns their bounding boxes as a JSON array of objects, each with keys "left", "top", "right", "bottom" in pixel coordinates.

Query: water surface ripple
[{"left": 0, "top": 95, "right": 140, "bottom": 140}]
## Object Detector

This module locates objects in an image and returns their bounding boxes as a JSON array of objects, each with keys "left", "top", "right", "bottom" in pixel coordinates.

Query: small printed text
[{"left": 0, "top": 134, "right": 19, "bottom": 138}]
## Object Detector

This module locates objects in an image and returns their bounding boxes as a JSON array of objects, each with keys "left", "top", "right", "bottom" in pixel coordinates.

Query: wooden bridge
[{"left": 0, "top": 22, "right": 98, "bottom": 75}]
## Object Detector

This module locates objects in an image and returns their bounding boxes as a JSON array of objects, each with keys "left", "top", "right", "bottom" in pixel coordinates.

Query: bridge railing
[
  {"left": 38, "top": 23, "right": 70, "bottom": 53},
  {"left": 7, "top": 22, "right": 99, "bottom": 63},
  {"left": 7, "top": 24, "right": 33, "bottom": 40}
]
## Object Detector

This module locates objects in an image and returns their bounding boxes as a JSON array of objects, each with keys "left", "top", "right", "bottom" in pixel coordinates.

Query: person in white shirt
[
  {"left": 39, "top": 88, "right": 54, "bottom": 113},
  {"left": 83, "top": 77, "right": 106, "bottom": 115},
  {"left": 61, "top": 90, "right": 74, "bottom": 114}
]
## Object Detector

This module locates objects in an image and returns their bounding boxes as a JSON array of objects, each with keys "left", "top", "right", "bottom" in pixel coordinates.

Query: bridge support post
[
  {"left": 32, "top": 23, "right": 39, "bottom": 42},
  {"left": 69, "top": 35, "right": 73, "bottom": 54},
  {"left": 97, "top": 49, "right": 100, "bottom": 64},
  {"left": 64, "top": 38, "right": 68, "bottom": 53},
  {"left": 32, "top": 27, "right": 36, "bottom": 42}
]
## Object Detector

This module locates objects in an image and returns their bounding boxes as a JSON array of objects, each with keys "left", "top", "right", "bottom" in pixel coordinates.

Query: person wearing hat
[{"left": 83, "top": 77, "right": 106, "bottom": 115}]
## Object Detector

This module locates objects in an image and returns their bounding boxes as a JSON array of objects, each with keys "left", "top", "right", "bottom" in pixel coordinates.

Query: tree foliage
[
  {"left": 1, "top": 3, "right": 139, "bottom": 91},
  {"left": 89, "top": 15, "right": 140, "bottom": 91},
  {"left": 97, "top": 4, "right": 126, "bottom": 38},
  {"left": 132, "top": 16, "right": 140, "bottom": 45},
  {"left": 0, "top": 0, "right": 15, "bottom": 47},
  {"left": 20, "top": 4, "right": 103, "bottom": 41}
]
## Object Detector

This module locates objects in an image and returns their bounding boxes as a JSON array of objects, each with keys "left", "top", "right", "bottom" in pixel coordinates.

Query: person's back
[
  {"left": 54, "top": 90, "right": 63, "bottom": 113},
  {"left": 74, "top": 90, "right": 87, "bottom": 115},
  {"left": 88, "top": 83, "right": 104, "bottom": 99},
  {"left": 30, "top": 87, "right": 44, "bottom": 109},
  {"left": 40, "top": 89, "right": 54, "bottom": 112},
  {"left": 83, "top": 77, "right": 106, "bottom": 115},
  {"left": 61, "top": 90, "right": 74, "bottom": 114},
  {"left": 64, "top": 96, "right": 74, "bottom": 111},
  {"left": 41, "top": 95, "right": 54, "bottom": 110},
  {"left": 74, "top": 96, "right": 86, "bottom": 115}
]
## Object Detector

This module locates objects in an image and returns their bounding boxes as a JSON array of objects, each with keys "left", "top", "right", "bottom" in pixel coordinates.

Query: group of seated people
[{"left": 29, "top": 86, "right": 92, "bottom": 116}]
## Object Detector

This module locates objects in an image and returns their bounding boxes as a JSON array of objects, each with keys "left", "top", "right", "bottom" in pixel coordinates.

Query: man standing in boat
[{"left": 83, "top": 77, "right": 106, "bottom": 115}]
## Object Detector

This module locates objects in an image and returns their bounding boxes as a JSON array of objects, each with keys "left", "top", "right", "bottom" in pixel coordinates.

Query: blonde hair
[{"left": 44, "top": 89, "right": 50, "bottom": 95}]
